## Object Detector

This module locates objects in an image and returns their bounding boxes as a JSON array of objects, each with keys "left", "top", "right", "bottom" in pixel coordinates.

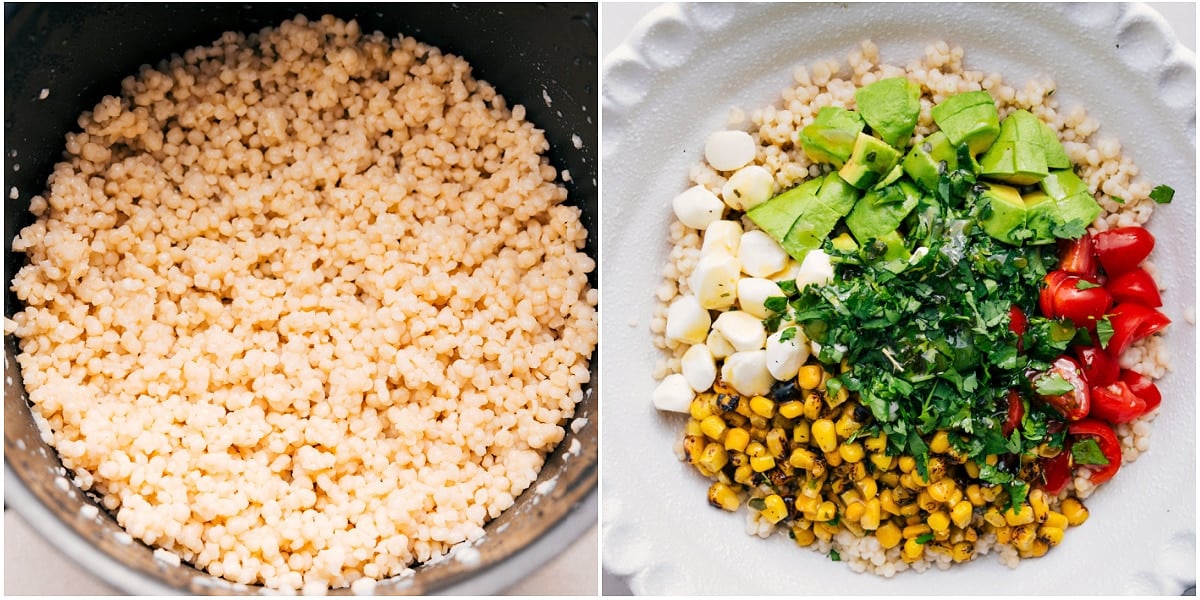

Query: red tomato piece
[
  {"left": 1003, "top": 389, "right": 1025, "bottom": 437},
  {"left": 1106, "top": 302, "right": 1171, "bottom": 356},
  {"left": 1058, "top": 234, "right": 1097, "bottom": 279},
  {"left": 1105, "top": 267, "right": 1163, "bottom": 307},
  {"left": 1092, "top": 227, "right": 1155, "bottom": 276},
  {"left": 1040, "top": 448, "right": 1072, "bottom": 495},
  {"left": 1119, "top": 369, "right": 1162, "bottom": 413},
  {"left": 1090, "top": 381, "right": 1147, "bottom": 424},
  {"left": 1009, "top": 305, "right": 1027, "bottom": 351},
  {"left": 1039, "top": 272, "right": 1112, "bottom": 328},
  {"left": 1073, "top": 345, "right": 1120, "bottom": 387},
  {"left": 1067, "top": 419, "right": 1122, "bottom": 485},
  {"left": 1035, "top": 356, "right": 1091, "bottom": 421}
]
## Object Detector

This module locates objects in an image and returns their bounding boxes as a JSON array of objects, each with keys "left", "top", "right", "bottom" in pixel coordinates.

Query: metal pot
[{"left": 3, "top": 3, "right": 597, "bottom": 594}]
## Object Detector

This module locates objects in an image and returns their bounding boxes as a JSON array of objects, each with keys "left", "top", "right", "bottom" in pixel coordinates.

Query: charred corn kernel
[
  {"left": 963, "top": 526, "right": 978, "bottom": 543},
  {"left": 856, "top": 477, "right": 878, "bottom": 501},
  {"left": 748, "top": 415, "right": 769, "bottom": 430},
  {"left": 689, "top": 396, "right": 713, "bottom": 420},
  {"left": 1004, "top": 504, "right": 1035, "bottom": 527},
  {"left": 734, "top": 396, "right": 753, "bottom": 418},
  {"left": 1028, "top": 539, "right": 1049, "bottom": 558},
  {"left": 928, "top": 457, "right": 947, "bottom": 482},
  {"left": 898, "top": 501, "right": 921, "bottom": 518},
  {"left": 750, "top": 455, "right": 775, "bottom": 472},
  {"left": 814, "top": 501, "right": 837, "bottom": 522},
  {"left": 980, "top": 485, "right": 999, "bottom": 503},
  {"left": 746, "top": 441, "right": 767, "bottom": 457},
  {"left": 1012, "top": 524, "right": 1036, "bottom": 552},
  {"left": 839, "top": 442, "right": 865, "bottom": 463},
  {"left": 902, "top": 523, "right": 932, "bottom": 539},
  {"left": 876, "top": 521, "right": 903, "bottom": 549},
  {"left": 707, "top": 482, "right": 740, "bottom": 511},
  {"left": 792, "top": 421, "right": 811, "bottom": 444},
  {"left": 834, "top": 413, "right": 859, "bottom": 438},
  {"left": 700, "top": 415, "right": 727, "bottom": 441},
  {"left": 929, "top": 430, "right": 951, "bottom": 454},
  {"left": 1038, "top": 525, "right": 1065, "bottom": 546},
  {"left": 797, "top": 365, "right": 823, "bottom": 390},
  {"left": 880, "top": 489, "right": 901, "bottom": 516},
  {"left": 789, "top": 447, "right": 817, "bottom": 470},
  {"left": 950, "top": 500, "right": 973, "bottom": 529},
  {"left": 870, "top": 453, "right": 894, "bottom": 472},
  {"left": 812, "top": 521, "right": 837, "bottom": 541},
  {"left": 812, "top": 419, "right": 837, "bottom": 453},
  {"left": 917, "top": 490, "right": 939, "bottom": 512},
  {"left": 963, "top": 460, "right": 981, "bottom": 479},
  {"left": 927, "top": 510, "right": 950, "bottom": 533},
  {"left": 766, "top": 428, "right": 787, "bottom": 457},
  {"left": 1044, "top": 511, "right": 1069, "bottom": 530},
  {"left": 809, "top": 458, "right": 827, "bottom": 478},
  {"left": 684, "top": 435, "right": 706, "bottom": 464},
  {"left": 902, "top": 537, "right": 925, "bottom": 561},
  {"left": 803, "top": 392, "right": 823, "bottom": 420},
  {"left": 724, "top": 427, "right": 750, "bottom": 453},
  {"left": 791, "top": 525, "right": 816, "bottom": 547},
  {"left": 878, "top": 471, "right": 900, "bottom": 488},
  {"left": 965, "top": 484, "right": 985, "bottom": 506},
  {"left": 733, "top": 464, "right": 754, "bottom": 485},
  {"left": 983, "top": 507, "right": 1006, "bottom": 528},
  {"left": 824, "top": 450, "right": 843, "bottom": 468},
  {"left": 761, "top": 494, "right": 789, "bottom": 524},
  {"left": 844, "top": 501, "right": 866, "bottom": 523},
  {"left": 898, "top": 456, "right": 916, "bottom": 473},
  {"left": 826, "top": 385, "right": 850, "bottom": 408},
  {"left": 947, "top": 487, "right": 964, "bottom": 508},
  {"left": 847, "top": 461, "right": 867, "bottom": 481},
  {"left": 685, "top": 419, "right": 703, "bottom": 437},
  {"left": 951, "top": 541, "right": 974, "bottom": 563},
  {"left": 984, "top": 454, "right": 999, "bottom": 466},
  {"left": 749, "top": 396, "right": 775, "bottom": 418},
  {"left": 779, "top": 400, "right": 805, "bottom": 419},
  {"left": 994, "top": 525, "right": 1013, "bottom": 544},
  {"left": 1061, "top": 498, "right": 1089, "bottom": 526},
  {"left": 794, "top": 494, "right": 820, "bottom": 515},
  {"left": 927, "top": 478, "right": 957, "bottom": 504},
  {"left": 860, "top": 498, "right": 881, "bottom": 530},
  {"left": 864, "top": 433, "right": 887, "bottom": 452},
  {"left": 697, "top": 443, "right": 729, "bottom": 474},
  {"left": 899, "top": 473, "right": 920, "bottom": 491},
  {"left": 1029, "top": 488, "right": 1049, "bottom": 523}
]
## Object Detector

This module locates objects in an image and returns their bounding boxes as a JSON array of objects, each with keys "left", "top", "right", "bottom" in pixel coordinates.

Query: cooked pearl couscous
[
  {"left": 7, "top": 15, "right": 597, "bottom": 592},
  {"left": 652, "top": 40, "right": 1170, "bottom": 576}
]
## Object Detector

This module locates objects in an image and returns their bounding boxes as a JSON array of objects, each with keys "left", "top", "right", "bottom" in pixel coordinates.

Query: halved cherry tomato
[
  {"left": 1073, "top": 345, "right": 1119, "bottom": 387},
  {"left": 1035, "top": 356, "right": 1090, "bottom": 421},
  {"left": 1106, "top": 302, "right": 1171, "bottom": 356},
  {"left": 1003, "top": 389, "right": 1025, "bottom": 437},
  {"left": 1009, "top": 305, "right": 1027, "bottom": 351},
  {"left": 1040, "top": 447, "right": 1073, "bottom": 495},
  {"left": 1092, "top": 226, "right": 1155, "bottom": 276},
  {"left": 1090, "top": 381, "right": 1147, "bottom": 424},
  {"left": 1119, "top": 369, "right": 1162, "bottom": 413},
  {"left": 1057, "top": 234, "right": 1097, "bottom": 279},
  {"left": 1039, "top": 271, "right": 1112, "bottom": 328},
  {"left": 1067, "top": 419, "right": 1122, "bottom": 485},
  {"left": 1105, "top": 267, "right": 1163, "bottom": 307}
]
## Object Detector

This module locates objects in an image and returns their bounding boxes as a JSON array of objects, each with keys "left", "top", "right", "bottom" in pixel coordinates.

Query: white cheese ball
[
  {"left": 766, "top": 327, "right": 810, "bottom": 381},
  {"left": 795, "top": 249, "right": 835, "bottom": 290},
  {"left": 665, "top": 295, "right": 712, "bottom": 344},
  {"left": 680, "top": 344, "right": 717, "bottom": 392},
  {"left": 712, "top": 310, "right": 767, "bottom": 353},
  {"left": 738, "top": 230, "right": 789, "bottom": 278},
  {"left": 653, "top": 373, "right": 696, "bottom": 413},
  {"left": 704, "top": 130, "right": 756, "bottom": 171},
  {"left": 721, "top": 350, "right": 774, "bottom": 397},
  {"left": 690, "top": 252, "right": 741, "bottom": 310},
  {"left": 671, "top": 185, "right": 725, "bottom": 230},
  {"left": 721, "top": 165, "right": 775, "bottom": 211},
  {"left": 705, "top": 328, "right": 736, "bottom": 360},
  {"left": 701, "top": 220, "right": 743, "bottom": 257},
  {"left": 737, "top": 277, "right": 784, "bottom": 320}
]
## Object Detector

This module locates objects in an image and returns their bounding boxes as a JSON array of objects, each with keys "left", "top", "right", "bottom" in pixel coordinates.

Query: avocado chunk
[
  {"left": 799, "top": 106, "right": 866, "bottom": 167},
  {"left": 1022, "top": 190, "right": 1059, "bottom": 245},
  {"left": 931, "top": 91, "right": 1000, "bottom": 155},
  {"left": 979, "top": 110, "right": 1064, "bottom": 185},
  {"left": 1039, "top": 168, "right": 1089, "bottom": 200},
  {"left": 876, "top": 230, "right": 913, "bottom": 273},
  {"left": 855, "top": 77, "right": 921, "bottom": 148},
  {"left": 1035, "top": 119, "right": 1070, "bottom": 169},
  {"left": 830, "top": 232, "right": 859, "bottom": 253},
  {"left": 1038, "top": 168, "right": 1101, "bottom": 236},
  {"left": 845, "top": 178, "right": 922, "bottom": 242},
  {"left": 978, "top": 183, "right": 1028, "bottom": 245},
  {"left": 815, "top": 171, "right": 861, "bottom": 217},
  {"left": 746, "top": 177, "right": 823, "bottom": 242},
  {"left": 1054, "top": 192, "right": 1101, "bottom": 234},
  {"left": 747, "top": 173, "right": 861, "bottom": 263},
  {"left": 839, "top": 133, "right": 902, "bottom": 190},
  {"left": 902, "top": 131, "right": 959, "bottom": 191}
]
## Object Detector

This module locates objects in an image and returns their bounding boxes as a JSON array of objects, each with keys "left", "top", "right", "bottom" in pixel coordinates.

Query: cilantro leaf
[
  {"left": 1051, "top": 218, "right": 1088, "bottom": 239},
  {"left": 1095, "top": 317, "right": 1114, "bottom": 349},
  {"left": 829, "top": 549, "right": 841, "bottom": 561},
  {"left": 1074, "top": 280, "right": 1101, "bottom": 290},
  {"left": 915, "top": 533, "right": 934, "bottom": 544},
  {"left": 1110, "top": 195, "right": 1125, "bottom": 204},
  {"left": 1034, "top": 373, "right": 1075, "bottom": 396},
  {"left": 1072, "top": 438, "right": 1110, "bottom": 465},
  {"left": 1149, "top": 184, "right": 1174, "bottom": 204},
  {"left": 779, "top": 326, "right": 797, "bottom": 343}
]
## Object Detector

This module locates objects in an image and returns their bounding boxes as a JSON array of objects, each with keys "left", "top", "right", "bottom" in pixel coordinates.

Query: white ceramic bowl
[{"left": 601, "top": 3, "right": 1195, "bottom": 595}]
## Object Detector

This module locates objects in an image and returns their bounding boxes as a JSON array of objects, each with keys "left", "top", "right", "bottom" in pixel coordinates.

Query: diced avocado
[
  {"left": 1022, "top": 190, "right": 1059, "bottom": 245},
  {"left": 1054, "top": 191, "right": 1101, "bottom": 233},
  {"left": 978, "top": 183, "right": 1028, "bottom": 245},
  {"left": 1036, "top": 120, "right": 1070, "bottom": 169},
  {"left": 830, "top": 232, "right": 859, "bottom": 253},
  {"left": 876, "top": 230, "right": 912, "bottom": 273},
  {"left": 781, "top": 220, "right": 825, "bottom": 262},
  {"left": 902, "top": 131, "right": 959, "bottom": 190},
  {"left": 931, "top": 91, "right": 1000, "bottom": 155},
  {"left": 815, "top": 172, "right": 861, "bottom": 217},
  {"left": 838, "top": 133, "right": 902, "bottom": 190},
  {"left": 978, "top": 140, "right": 1048, "bottom": 185},
  {"left": 799, "top": 106, "right": 866, "bottom": 167},
  {"left": 1039, "top": 169, "right": 1089, "bottom": 200},
  {"left": 845, "top": 179, "right": 921, "bottom": 242},
  {"left": 855, "top": 77, "right": 921, "bottom": 148},
  {"left": 873, "top": 164, "right": 905, "bottom": 190},
  {"left": 746, "top": 177, "right": 823, "bottom": 242}
]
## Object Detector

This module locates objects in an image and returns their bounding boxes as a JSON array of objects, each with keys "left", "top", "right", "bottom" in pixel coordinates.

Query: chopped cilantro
[
  {"left": 1034, "top": 373, "right": 1075, "bottom": 396},
  {"left": 779, "top": 326, "right": 797, "bottom": 343},
  {"left": 1096, "top": 317, "right": 1114, "bottom": 349},
  {"left": 747, "top": 497, "right": 766, "bottom": 511},
  {"left": 1110, "top": 195, "right": 1125, "bottom": 204},
  {"left": 915, "top": 533, "right": 934, "bottom": 544},
  {"left": 1072, "top": 438, "right": 1110, "bottom": 465},
  {"left": 1149, "top": 184, "right": 1175, "bottom": 204},
  {"left": 1074, "top": 280, "right": 1101, "bottom": 290},
  {"left": 829, "top": 549, "right": 841, "bottom": 561}
]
